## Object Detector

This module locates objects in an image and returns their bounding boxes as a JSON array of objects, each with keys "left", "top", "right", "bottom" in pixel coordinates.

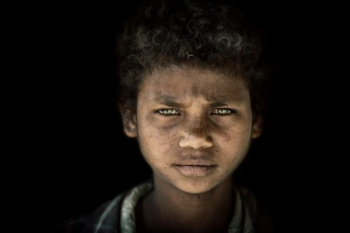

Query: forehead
[{"left": 139, "top": 66, "right": 249, "bottom": 103}]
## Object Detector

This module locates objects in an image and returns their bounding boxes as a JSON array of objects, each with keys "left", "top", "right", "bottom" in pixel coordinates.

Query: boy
[{"left": 53, "top": 0, "right": 274, "bottom": 232}]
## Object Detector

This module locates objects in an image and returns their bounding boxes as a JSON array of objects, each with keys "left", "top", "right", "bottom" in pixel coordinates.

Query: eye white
[
  {"left": 213, "top": 109, "right": 232, "bottom": 115},
  {"left": 159, "top": 109, "right": 178, "bottom": 115}
]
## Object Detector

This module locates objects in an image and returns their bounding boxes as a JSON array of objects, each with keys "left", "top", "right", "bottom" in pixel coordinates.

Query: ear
[
  {"left": 251, "top": 116, "right": 263, "bottom": 139},
  {"left": 121, "top": 107, "right": 138, "bottom": 138}
]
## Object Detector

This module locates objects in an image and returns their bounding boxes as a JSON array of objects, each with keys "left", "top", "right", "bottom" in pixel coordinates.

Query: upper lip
[{"left": 173, "top": 159, "right": 216, "bottom": 166}]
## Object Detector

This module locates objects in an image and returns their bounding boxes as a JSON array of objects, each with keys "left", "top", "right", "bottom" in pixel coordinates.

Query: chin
[{"left": 173, "top": 178, "right": 219, "bottom": 194}]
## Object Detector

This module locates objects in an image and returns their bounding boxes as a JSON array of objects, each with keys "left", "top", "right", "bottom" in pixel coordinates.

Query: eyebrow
[
  {"left": 153, "top": 95, "right": 185, "bottom": 108},
  {"left": 152, "top": 94, "right": 243, "bottom": 107}
]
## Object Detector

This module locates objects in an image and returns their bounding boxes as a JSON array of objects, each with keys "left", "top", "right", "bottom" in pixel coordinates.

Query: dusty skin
[{"left": 122, "top": 65, "right": 263, "bottom": 233}]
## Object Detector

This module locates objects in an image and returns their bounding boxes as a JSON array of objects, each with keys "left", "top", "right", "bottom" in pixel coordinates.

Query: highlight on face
[{"left": 122, "top": 65, "right": 263, "bottom": 194}]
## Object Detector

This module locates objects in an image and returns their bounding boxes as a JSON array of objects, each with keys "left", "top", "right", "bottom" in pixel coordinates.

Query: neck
[{"left": 138, "top": 175, "right": 235, "bottom": 233}]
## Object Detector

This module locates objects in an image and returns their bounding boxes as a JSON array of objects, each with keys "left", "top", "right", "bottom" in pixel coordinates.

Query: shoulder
[
  {"left": 52, "top": 192, "right": 127, "bottom": 233},
  {"left": 234, "top": 182, "right": 275, "bottom": 233},
  {"left": 52, "top": 214, "right": 90, "bottom": 233},
  {"left": 52, "top": 179, "right": 154, "bottom": 233}
]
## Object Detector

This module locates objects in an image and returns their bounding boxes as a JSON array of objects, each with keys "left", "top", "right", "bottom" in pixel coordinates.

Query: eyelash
[
  {"left": 157, "top": 109, "right": 180, "bottom": 115},
  {"left": 156, "top": 108, "right": 234, "bottom": 116},
  {"left": 211, "top": 108, "right": 234, "bottom": 115}
]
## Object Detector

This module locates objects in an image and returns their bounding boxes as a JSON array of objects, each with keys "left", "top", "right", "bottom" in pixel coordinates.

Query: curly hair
[{"left": 115, "top": 0, "right": 273, "bottom": 120}]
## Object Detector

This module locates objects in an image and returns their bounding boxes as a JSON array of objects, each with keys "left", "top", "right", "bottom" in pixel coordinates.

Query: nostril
[{"left": 178, "top": 135, "right": 213, "bottom": 149}]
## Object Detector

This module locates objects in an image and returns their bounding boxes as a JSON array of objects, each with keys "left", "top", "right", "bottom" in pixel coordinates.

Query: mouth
[
  {"left": 173, "top": 159, "right": 216, "bottom": 167},
  {"left": 173, "top": 164, "right": 217, "bottom": 176}
]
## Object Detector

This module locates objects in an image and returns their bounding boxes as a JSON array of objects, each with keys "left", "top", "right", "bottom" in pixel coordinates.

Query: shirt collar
[{"left": 119, "top": 180, "right": 254, "bottom": 233}]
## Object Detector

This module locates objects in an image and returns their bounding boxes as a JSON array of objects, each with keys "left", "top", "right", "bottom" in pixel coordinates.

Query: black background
[{"left": 21, "top": 1, "right": 344, "bottom": 232}]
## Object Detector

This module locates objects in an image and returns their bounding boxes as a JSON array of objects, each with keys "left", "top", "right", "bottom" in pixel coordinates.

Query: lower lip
[{"left": 174, "top": 165, "right": 216, "bottom": 176}]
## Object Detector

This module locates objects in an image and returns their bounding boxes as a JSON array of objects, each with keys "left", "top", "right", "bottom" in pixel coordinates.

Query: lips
[
  {"left": 173, "top": 159, "right": 215, "bottom": 167},
  {"left": 175, "top": 165, "right": 216, "bottom": 169},
  {"left": 173, "top": 158, "right": 217, "bottom": 176},
  {"left": 174, "top": 164, "right": 217, "bottom": 176}
]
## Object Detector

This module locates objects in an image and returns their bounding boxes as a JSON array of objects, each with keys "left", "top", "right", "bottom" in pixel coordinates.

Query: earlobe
[
  {"left": 121, "top": 108, "right": 138, "bottom": 138},
  {"left": 251, "top": 116, "right": 263, "bottom": 139}
]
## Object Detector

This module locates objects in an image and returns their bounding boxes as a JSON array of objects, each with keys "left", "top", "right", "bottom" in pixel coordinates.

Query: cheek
[
  {"left": 147, "top": 113, "right": 179, "bottom": 136},
  {"left": 217, "top": 121, "right": 252, "bottom": 143},
  {"left": 215, "top": 126, "right": 252, "bottom": 164},
  {"left": 138, "top": 115, "right": 179, "bottom": 159}
]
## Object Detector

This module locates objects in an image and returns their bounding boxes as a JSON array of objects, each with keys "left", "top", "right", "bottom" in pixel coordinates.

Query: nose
[{"left": 178, "top": 116, "right": 213, "bottom": 149}]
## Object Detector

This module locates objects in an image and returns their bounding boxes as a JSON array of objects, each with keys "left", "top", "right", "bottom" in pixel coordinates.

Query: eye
[
  {"left": 211, "top": 108, "right": 234, "bottom": 115},
  {"left": 157, "top": 108, "right": 180, "bottom": 116}
]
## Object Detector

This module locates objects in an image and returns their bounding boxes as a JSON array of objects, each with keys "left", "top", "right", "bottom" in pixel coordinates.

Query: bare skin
[
  {"left": 135, "top": 175, "right": 236, "bottom": 233},
  {"left": 122, "top": 65, "right": 263, "bottom": 233}
]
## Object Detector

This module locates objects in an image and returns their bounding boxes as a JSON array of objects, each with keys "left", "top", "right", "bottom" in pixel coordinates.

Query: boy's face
[{"left": 123, "top": 65, "right": 262, "bottom": 194}]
